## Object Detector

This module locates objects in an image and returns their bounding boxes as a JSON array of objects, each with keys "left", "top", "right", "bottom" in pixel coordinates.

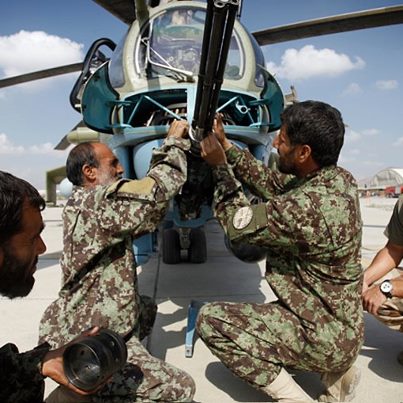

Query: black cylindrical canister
[{"left": 63, "top": 329, "right": 127, "bottom": 391}]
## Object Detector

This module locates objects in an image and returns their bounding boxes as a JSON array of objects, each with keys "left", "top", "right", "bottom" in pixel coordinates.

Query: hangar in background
[
  {"left": 369, "top": 168, "right": 403, "bottom": 188},
  {"left": 359, "top": 167, "right": 403, "bottom": 197}
]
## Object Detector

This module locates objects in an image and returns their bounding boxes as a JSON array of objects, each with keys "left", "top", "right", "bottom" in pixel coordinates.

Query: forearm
[
  {"left": 226, "top": 146, "right": 276, "bottom": 199},
  {"left": 364, "top": 242, "right": 403, "bottom": 286},
  {"left": 364, "top": 249, "right": 396, "bottom": 286},
  {"left": 148, "top": 137, "right": 190, "bottom": 200},
  {"left": 390, "top": 277, "right": 403, "bottom": 298},
  {"left": 212, "top": 164, "right": 250, "bottom": 233}
]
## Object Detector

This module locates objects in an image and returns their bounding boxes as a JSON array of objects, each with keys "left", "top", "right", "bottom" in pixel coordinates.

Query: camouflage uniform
[
  {"left": 0, "top": 342, "right": 50, "bottom": 403},
  {"left": 39, "top": 137, "right": 195, "bottom": 402},
  {"left": 375, "top": 195, "right": 403, "bottom": 332},
  {"left": 197, "top": 146, "right": 364, "bottom": 390}
]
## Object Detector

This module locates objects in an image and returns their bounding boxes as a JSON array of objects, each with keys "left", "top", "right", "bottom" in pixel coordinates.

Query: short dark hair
[
  {"left": 66, "top": 143, "right": 99, "bottom": 186},
  {"left": 0, "top": 171, "right": 45, "bottom": 243},
  {"left": 281, "top": 100, "right": 345, "bottom": 167}
]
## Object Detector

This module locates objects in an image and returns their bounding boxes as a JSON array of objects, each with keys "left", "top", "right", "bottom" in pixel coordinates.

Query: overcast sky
[{"left": 0, "top": 0, "right": 402, "bottom": 189}]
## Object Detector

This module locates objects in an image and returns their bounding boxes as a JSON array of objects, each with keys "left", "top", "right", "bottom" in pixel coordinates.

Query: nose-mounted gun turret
[{"left": 190, "top": 0, "right": 240, "bottom": 149}]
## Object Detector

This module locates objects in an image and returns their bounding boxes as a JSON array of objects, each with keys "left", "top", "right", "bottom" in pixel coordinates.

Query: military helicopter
[{"left": 1, "top": 0, "right": 403, "bottom": 266}]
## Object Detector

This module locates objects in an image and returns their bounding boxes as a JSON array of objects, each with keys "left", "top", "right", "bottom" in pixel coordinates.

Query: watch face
[{"left": 381, "top": 281, "right": 392, "bottom": 293}]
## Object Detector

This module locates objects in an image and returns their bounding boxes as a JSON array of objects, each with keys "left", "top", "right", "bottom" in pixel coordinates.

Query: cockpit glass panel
[
  {"left": 136, "top": 7, "right": 243, "bottom": 80},
  {"left": 248, "top": 31, "right": 265, "bottom": 88},
  {"left": 150, "top": 8, "right": 204, "bottom": 75},
  {"left": 226, "top": 35, "right": 243, "bottom": 79}
]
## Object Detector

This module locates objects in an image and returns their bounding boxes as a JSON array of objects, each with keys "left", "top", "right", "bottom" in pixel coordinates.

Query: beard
[
  {"left": 97, "top": 170, "right": 121, "bottom": 186},
  {"left": 278, "top": 156, "right": 297, "bottom": 175},
  {"left": 0, "top": 249, "right": 36, "bottom": 299}
]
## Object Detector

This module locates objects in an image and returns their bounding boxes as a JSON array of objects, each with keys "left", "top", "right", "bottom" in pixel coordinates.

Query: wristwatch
[{"left": 380, "top": 280, "right": 393, "bottom": 298}]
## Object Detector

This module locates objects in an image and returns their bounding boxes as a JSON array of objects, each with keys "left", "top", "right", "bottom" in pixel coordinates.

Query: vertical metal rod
[{"left": 192, "top": 0, "right": 240, "bottom": 141}]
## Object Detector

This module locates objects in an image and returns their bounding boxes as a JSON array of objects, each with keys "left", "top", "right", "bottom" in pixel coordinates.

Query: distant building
[{"left": 358, "top": 168, "right": 403, "bottom": 197}]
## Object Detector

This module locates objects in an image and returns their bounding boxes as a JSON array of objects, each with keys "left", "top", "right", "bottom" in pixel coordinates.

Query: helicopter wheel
[
  {"left": 162, "top": 228, "right": 181, "bottom": 264},
  {"left": 188, "top": 228, "right": 207, "bottom": 264}
]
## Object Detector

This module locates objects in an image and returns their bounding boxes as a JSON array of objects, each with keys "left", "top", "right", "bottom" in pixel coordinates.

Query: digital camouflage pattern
[
  {"left": 0, "top": 342, "right": 50, "bottom": 403},
  {"left": 90, "top": 336, "right": 195, "bottom": 402},
  {"left": 46, "top": 336, "right": 196, "bottom": 403},
  {"left": 39, "top": 137, "right": 195, "bottom": 401},
  {"left": 197, "top": 145, "right": 364, "bottom": 389}
]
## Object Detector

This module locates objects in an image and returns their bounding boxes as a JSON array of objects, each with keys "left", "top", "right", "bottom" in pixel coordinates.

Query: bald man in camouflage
[
  {"left": 39, "top": 120, "right": 195, "bottom": 402},
  {"left": 198, "top": 101, "right": 363, "bottom": 402}
]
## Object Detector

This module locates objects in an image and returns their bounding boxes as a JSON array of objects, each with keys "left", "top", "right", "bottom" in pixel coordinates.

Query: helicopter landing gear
[
  {"left": 188, "top": 228, "right": 207, "bottom": 264},
  {"left": 162, "top": 227, "right": 207, "bottom": 264},
  {"left": 162, "top": 228, "right": 181, "bottom": 264}
]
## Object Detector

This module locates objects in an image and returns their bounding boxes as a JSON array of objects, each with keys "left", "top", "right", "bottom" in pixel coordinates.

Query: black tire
[
  {"left": 188, "top": 228, "right": 207, "bottom": 263},
  {"left": 162, "top": 228, "right": 181, "bottom": 264}
]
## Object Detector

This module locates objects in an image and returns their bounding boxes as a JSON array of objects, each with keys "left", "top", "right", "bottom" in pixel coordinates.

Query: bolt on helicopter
[{"left": 1, "top": 0, "right": 402, "bottom": 266}]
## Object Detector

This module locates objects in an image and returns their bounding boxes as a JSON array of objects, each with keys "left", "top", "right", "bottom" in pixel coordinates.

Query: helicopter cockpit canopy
[{"left": 135, "top": 6, "right": 243, "bottom": 81}]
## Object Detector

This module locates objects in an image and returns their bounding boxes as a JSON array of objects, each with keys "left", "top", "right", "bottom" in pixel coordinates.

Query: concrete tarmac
[{"left": 1, "top": 196, "right": 402, "bottom": 402}]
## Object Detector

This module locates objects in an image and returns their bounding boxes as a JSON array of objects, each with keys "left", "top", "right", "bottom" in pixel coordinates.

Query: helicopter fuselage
[{"left": 76, "top": 0, "right": 284, "bottom": 263}]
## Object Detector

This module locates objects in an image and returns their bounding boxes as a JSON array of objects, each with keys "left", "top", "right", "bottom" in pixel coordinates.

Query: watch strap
[{"left": 380, "top": 280, "right": 393, "bottom": 299}]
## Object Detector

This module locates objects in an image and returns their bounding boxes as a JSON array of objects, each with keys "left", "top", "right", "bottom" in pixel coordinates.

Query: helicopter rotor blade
[
  {"left": 54, "top": 120, "right": 85, "bottom": 150},
  {"left": 0, "top": 63, "right": 83, "bottom": 89},
  {"left": 54, "top": 134, "right": 71, "bottom": 151},
  {"left": 92, "top": 0, "right": 136, "bottom": 24},
  {"left": 252, "top": 5, "right": 403, "bottom": 46}
]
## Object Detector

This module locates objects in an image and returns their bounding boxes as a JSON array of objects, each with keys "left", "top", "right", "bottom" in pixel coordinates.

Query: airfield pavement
[{"left": 0, "top": 196, "right": 402, "bottom": 402}]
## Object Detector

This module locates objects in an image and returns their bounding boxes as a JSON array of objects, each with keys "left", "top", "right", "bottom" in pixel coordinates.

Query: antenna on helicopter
[{"left": 285, "top": 85, "right": 298, "bottom": 106}]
